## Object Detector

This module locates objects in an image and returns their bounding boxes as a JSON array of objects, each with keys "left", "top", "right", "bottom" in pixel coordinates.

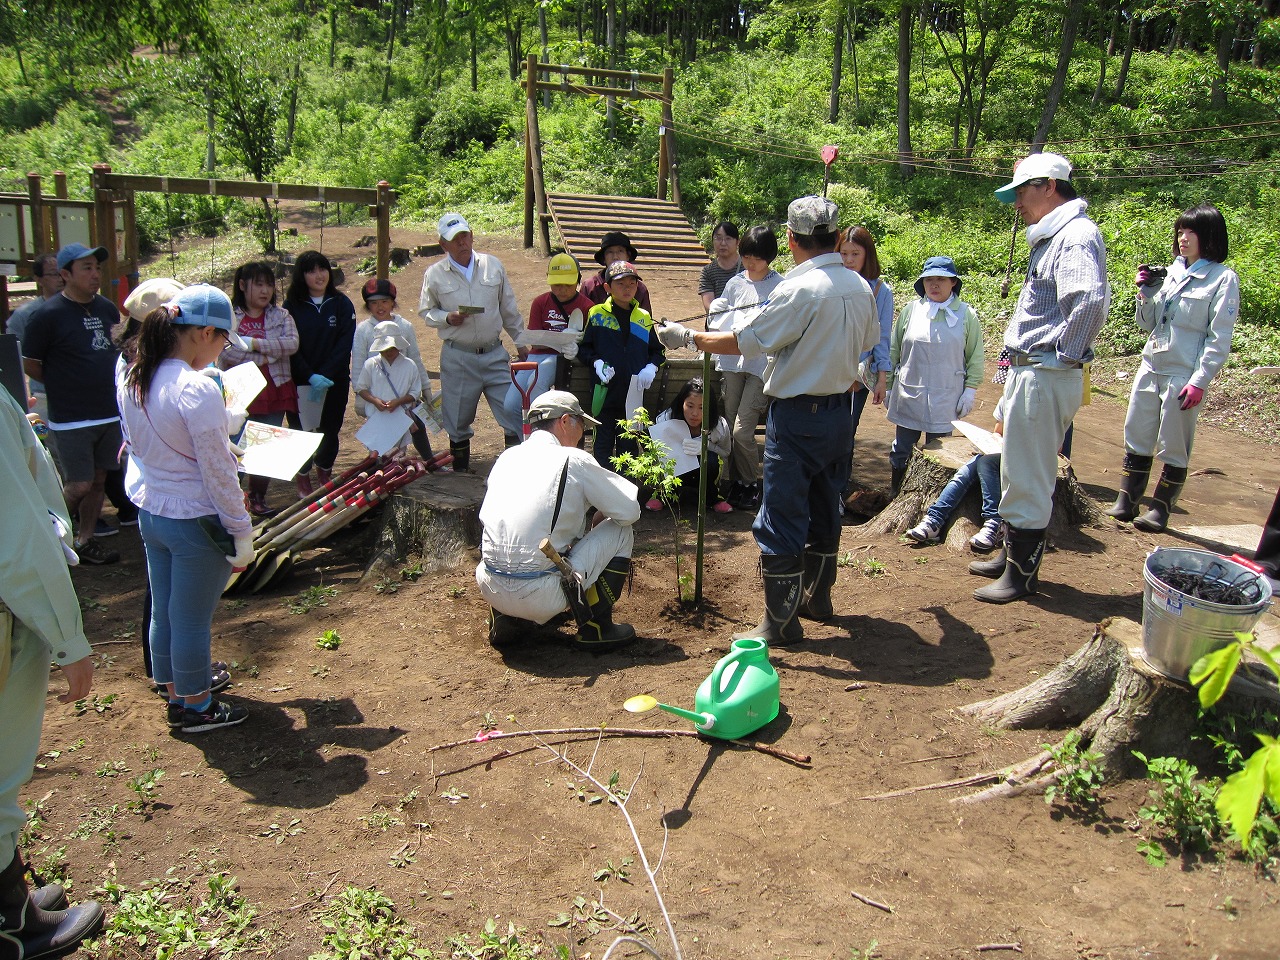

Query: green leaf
[
  {"left": 1189, "top": 643, "right": 1241, "bottom": 709},
  {"left": 1216, "top": 741, "right": 1280, "bottom": 846},
  {"left": 1249, "top": 644, "right": 1280, "bottom": 682}
]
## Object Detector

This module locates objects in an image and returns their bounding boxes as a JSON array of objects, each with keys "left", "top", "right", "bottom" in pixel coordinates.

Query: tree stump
[
  {"left": 853, "top": 437, "right": 1101, "bottom": 548},
  {"left": 953, "top": 617, "right": 1280, "bottom": 802},
  {"left": 361, "top": 472, "right": 484, "bottom": 582}
]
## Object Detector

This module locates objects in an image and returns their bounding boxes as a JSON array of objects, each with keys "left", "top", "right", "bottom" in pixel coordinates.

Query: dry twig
[{"left": 850, "top": 890, "right": 894, "bottom": 913}]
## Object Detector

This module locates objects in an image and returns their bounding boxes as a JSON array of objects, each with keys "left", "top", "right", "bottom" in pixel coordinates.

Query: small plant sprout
[
  {"left": 1042, "top": 731, "right": 1104, "bottom": 808},
  {"left": 316, "top": 629, "right": 342, "bottom": 650},
  {"left": 259, "top": 819, "right": 304, "bottom": 844},
  {"left": 288, "top": 584, "right": 338, "bottom": 614},
  {"left": 126, "top": 769, "right": 164, "bottom": 814},
  {"left": 859, "top": 557, "right": 887, "bottom": 578}
]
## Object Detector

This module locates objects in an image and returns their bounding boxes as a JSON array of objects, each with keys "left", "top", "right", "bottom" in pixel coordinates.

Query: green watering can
[{"left": 625, "top": 637, "right": 780, "bottom": 740}]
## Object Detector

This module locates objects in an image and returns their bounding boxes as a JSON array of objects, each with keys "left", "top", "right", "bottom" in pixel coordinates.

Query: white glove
[
  {"left": 656, "top": 322, "right": 694, "bottom": 350},
  {"left": 229, "top": 535, "right": 255, "bottom": 568},
  {"left": 956, "top": 387, "right": 977, "bottom": 418},
  {"left": 637, "top": 363, "right": 658, "bottom": 390},
  {"left": 593, "top": 359, "right": 615, "bottom": 384},
  {"left": 560, "top": 341, "right": 579, "bottom": 360},
  {"left": 226, "top": 411, "right": 247, "bottom": 437},
  {"left": 241, "top": 336, "right": 256, "bottom": 352},
  {"left": 681, "top": 437, "right": 702, "bottom": 456}
]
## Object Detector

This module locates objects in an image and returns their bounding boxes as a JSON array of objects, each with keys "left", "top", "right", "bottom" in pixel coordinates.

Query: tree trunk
[
  {"left": 1210, "top": 20, "right": 1234, "bottom": 108},
  {"left": 829, "top": 9, "right": 845, "bottom": 123},
  {"left": 205, "top": 87, "right": 217, "bottom": 173},
  {"left": 606, "top": 0, "right": 616, "bottom": 138},
  {"left": 1114, "top": 12, "right": 1137, "bottom": 100},
  {"left": 1032, "top": 0, "right": 1084, "bottom": 149},
  {"left": 1092, "top": 3, "right": 1120, "bottom": 106},
  {"left": 854, "top": 438, "right": 1100, "bottom": 544},
  {"left": 382, "top": 0, "right": 398, "bottom": 104},
  {"left": 849, "top": 9, "right": 861, "bottom": 112},
  {"left": 362, "top": 474, "right": 484, "bottom": 581},
  {"left": 329, "top": 4, "right": 338, "bottom": 70},
  {"left": 539, "top": 5, "right": 550, "bottom": 109},
  {"left": 470, "top": 17, "right": 478, "bottom": 92},
  {"left": 896, "top": 1, "right": 915, "bottom": 177},
  {"left": 955, "top": 618, "right": 1280, "bottom": 799}
]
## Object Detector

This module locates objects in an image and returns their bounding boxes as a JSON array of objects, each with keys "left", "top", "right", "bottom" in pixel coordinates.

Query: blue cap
[
  {"left": 168, "top": 284, "right": 247, "bottom": 350},
  {"left": 914, "top": 256, "right": 962, "bottom": 297},
  {"left": 56, "top": 243, "right": 108, "bottom": 271}
]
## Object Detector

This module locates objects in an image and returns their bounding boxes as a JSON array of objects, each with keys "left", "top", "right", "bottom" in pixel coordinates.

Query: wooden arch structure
[
  {"left": 0, "top": 166, "right": 397, "bottom": 326},
  {"left": 520, "top": 56, "right": 704, "bottom": 271}
]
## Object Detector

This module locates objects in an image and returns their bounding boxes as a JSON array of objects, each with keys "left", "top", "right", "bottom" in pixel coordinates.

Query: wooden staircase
[{"left": 545, "top": 193, "right": 707, "bottom": 271}]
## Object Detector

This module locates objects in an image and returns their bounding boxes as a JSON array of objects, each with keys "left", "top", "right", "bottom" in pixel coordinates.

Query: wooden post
[
  {"left": 658, "top": 67, "right": 673, "bottom": 200},
  {"left": 525, "top": 58, "right": 551, "bottom": 257},
  {"left": 375, "top": 181, "right": 392, "bottom": 279},
  {"left": 91, "top": 163, "right": 119, "bottom": 305},
  {"left": 523, "top": 55, "right": 537, "bottom": 250},
  {"left": 27, "top": 172, "right": 46, "bottom": 258},
  {"left": 53, "top": 171, "right": 67, "bottom": 199},
  {"left": 661, "top": 68, "right": 681, "bottom": 206},
  {"left": 122, "top": 190, "right": 139, "bottom": 291}
]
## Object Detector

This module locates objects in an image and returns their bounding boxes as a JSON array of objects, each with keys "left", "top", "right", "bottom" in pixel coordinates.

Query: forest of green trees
[{"left": 1, "top": 0, "right": 1278, "bottom": 369}]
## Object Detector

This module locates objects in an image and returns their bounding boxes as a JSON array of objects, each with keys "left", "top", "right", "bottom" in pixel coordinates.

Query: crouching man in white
[{"left": 476, "top": 391, "right": 641, "bottom": 652}]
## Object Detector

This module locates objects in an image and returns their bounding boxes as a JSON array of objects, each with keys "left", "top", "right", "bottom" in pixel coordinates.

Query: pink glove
[{"left": 1178, "top": 384, "right": 1204, "bottom": 410}]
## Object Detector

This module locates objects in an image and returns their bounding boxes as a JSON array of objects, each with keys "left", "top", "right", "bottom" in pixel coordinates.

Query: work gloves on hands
[
  {"left": 956, "top": 387, "right": 977, "bottom": 418},
  {"left": 681, "top": 437, "right": 702, "bottom": 457},
  {"left": 230, "top": 535, "right": 255, "bottom": 569},
  {"left": 226, "top": 411, "right": 247, "bottom": 438},
  {"left": 637, "top": 364, "right": 658, "bottom": 390},
  {"left": 593, "top": 360, "right": 615, "bottom": 384},
  {"left": 308, "top": 373, "right": 334, "bottom": 402},
  {"left": 656, "top": 322, "right": 695, "bottom": 351},
  {"left": 1178, "top": 384, "right": 1204, "bottom": 410}
]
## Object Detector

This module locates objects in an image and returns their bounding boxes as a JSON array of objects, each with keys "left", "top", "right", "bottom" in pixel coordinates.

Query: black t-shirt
[{"left": 21, "top": 292, "right": 121, "bottom": 424}]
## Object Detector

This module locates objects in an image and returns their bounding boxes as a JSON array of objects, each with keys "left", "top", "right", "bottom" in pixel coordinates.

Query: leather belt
[
  {"left": 1008, "top": 352, "right": 1082, "bottom": 369},
  {"left": 446, "top": 339, "right": 502, "bottom": 355}
]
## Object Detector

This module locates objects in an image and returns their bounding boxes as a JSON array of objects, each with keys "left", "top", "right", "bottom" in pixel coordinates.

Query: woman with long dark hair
[
  {"left": 1107, "top": 203, "right": 1240, "bottom": 532},
  {"left": 118, "top": 285, "right": 253, "bottom": 733},
  {"left": 284, "top": 251, "right": 355, "bottom": 494}
]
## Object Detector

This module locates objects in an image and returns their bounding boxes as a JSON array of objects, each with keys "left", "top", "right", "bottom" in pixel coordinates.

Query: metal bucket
[{"left": 1141, "top": 548, "right": 1272, "bottom": 681}]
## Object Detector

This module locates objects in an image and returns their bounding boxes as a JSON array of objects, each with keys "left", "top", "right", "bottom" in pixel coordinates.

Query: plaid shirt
[
  {"left": 222, "top": 304, "right": 299, "bottom": 386},
  {"left": 1005, "top": 212, "right": 1109, "bottom": 365}
]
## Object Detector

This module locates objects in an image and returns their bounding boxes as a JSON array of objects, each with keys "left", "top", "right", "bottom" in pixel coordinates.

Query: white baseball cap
[
  {"left": 438, "top": 212, "right": 472, "bottom": 242},
  {"left": 994, "top": 152, "right": 1073, "bottom": 203}
]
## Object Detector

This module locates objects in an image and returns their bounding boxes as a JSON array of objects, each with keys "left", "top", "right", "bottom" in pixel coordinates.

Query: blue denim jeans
[
  {"left": 139, "top": 510, "right": 231, "bottom": 697},
  {"left": 926, "top": 453, "right": 1002, "bottom": 527},
  {"left": 889, "top": 425, "right": 950, "bottom": 470},
  {"left": 754, "top": 394, "right": 853, "bottom": 557}
]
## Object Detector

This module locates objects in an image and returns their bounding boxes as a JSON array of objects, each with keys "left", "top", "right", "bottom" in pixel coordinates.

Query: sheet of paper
[
  {"left": 356, "top": 408, "right": 412, "bottom": 455},
  {"left": 219, "top": 361, "right": 267, "bottom": 415},
  {"left": 952, "top": 419, "right": 1003, "bottom": 456},
  {"left": 649, "top": 417, "right": 699, "bottom": 476},
  {"left": 625, "top": 376, "right": 646, "bottom": 424},
  {"left": 295, "top": 391, "right": 325, "bottom": 431},
  {"left": 238, "top": 421, "right": 324, "bottom": 481},
  {"left": 413, "top": 381, "right": 445, "bottom": 435}
]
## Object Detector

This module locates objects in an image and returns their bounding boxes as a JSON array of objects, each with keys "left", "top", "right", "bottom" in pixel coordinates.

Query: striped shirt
[
  {"left": 1005, "top": 212, "right": 1109, "bottom": 365},
  {"left": 699, "top": 259, "right": 744, "bottom": 299}
]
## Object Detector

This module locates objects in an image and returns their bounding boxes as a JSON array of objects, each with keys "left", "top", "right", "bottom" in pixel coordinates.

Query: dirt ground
[{"left": 25, "top": 208, "right": 1280, "bottom": 960}]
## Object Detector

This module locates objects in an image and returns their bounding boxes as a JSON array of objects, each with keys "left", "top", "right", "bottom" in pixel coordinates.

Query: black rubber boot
[
  {"left": 487, "top": 608, "right": 537, "bottom": 650},
  {"left": 734, "top": 554, "right": 804, "bottom": 646},
  {"left": 449, "top": 439, "right": 470, "bottom": 473},
  {"left": 1132, "top": 464, "right": 1187, "bottom": 533},
  {"left": 798, "top": 550, "right": 838, "bottom": 622},
  {"left": 574, "top": 557, "right": 636, "bottom": 652},
  {"left": 890, "top": 466, "right": 907, "bottom": 497},
  {"left": 1105, "top": 452, "right": 1153, "bottom": 522},
  {"left": 968, "top": 530, "right": 1007, "bottom": 578},
  {"left": 973, "top": 527, "right": 1046, "bottom": 603},
  {"left": 410, "top": 427, "right": 434, "bottom": 461},
  {"left": 0, "top": 849, "right": 104, "bottom": 960}
]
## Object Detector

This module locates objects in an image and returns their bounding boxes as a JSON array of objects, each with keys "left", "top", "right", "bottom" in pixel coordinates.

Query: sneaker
[
  {"left": 94, "top": 519, "right": 119, "bottom": 538},
  {"left": 728, "top": 482, "right": 760, "bottom": 511},
  {"left": 117, "top": 504, "right": 140, "bottom": 527},
  {"left": 906, "top": 518, "right": 942, "bottom": 544},
  {"left": 75, "top": 537, "right": 120, "bottom": 565},
  {"left": 179, "top": 699, "right": 248, "bottom": 733},
  {"left": 153, "top": 666, "right": 231, "bottom": 699},
  {"left": 713, "top": 499, "right": 733, "bottom": 514},
  {"left": 644, "top": 499, "right": 663, "bottom": 512},
  {"left": 166, "top": 701, "right": 185, "bottom": 728},
  {"left": 970, "top": 518, "right": 1004, "bottom": 553}
]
